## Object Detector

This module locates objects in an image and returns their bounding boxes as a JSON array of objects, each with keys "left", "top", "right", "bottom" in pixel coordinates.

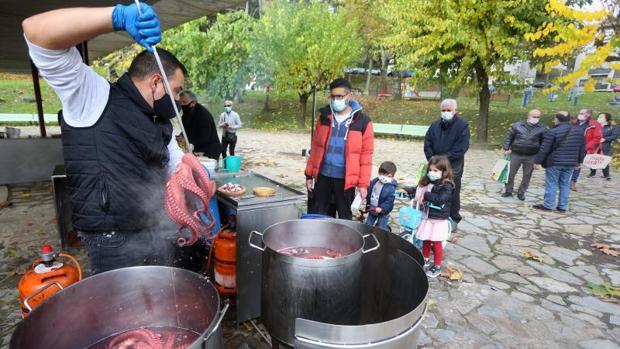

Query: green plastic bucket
[{"left": 225, "top": 155, "right": 242, "bottom": 172}]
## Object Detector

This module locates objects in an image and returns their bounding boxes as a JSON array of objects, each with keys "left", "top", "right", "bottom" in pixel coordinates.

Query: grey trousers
[{"left": 505, "top": 153, "right": 535, "bottom": 195}]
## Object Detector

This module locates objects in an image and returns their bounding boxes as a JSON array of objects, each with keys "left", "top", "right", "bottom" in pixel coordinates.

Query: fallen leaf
[
  {"left": 591, "top": 243, "right": 612, "bottom": 250},
  {"left": 426, "top": 298, "right": 437, "bottom": 309},
  {"left": 20, "top": 192, "right": 31, "bottom": 198},
  {"left": 440, "top": 264, "right": 464, "bottom": 281},
  {"left": 520, "top": 249, "right": 544, "bottom": 263},
  {"left": 588, "top": 282, "right": 620, "bottom": 299},
  {"left": 601, "top": 249, "right": 620, "bottom": 257}
]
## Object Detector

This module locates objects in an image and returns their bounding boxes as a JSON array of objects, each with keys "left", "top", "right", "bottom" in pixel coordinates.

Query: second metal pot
[{"left": 249, "top": 219, "right": 379, "bottom": 345}]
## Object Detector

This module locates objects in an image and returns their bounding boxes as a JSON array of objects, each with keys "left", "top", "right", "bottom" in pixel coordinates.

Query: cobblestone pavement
[{"left": 1, "top": 128, "right": 619, "bottom": 349}]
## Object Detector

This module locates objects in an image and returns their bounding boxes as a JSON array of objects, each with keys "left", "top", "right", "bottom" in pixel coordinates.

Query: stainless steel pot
[
  {"left": 249, "top": 219, "right": 380, "bottom": 346},
  {"left": 294, "top": 220, "right": 429, "bottom": 349},
  {"left": 10, "top": 266, "right": 227, "bottom": 349}
]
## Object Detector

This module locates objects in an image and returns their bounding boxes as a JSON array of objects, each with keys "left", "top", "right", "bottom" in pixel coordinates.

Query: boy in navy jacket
[{"left": 366, "top": 161, "right": 397, "bottom": 230}]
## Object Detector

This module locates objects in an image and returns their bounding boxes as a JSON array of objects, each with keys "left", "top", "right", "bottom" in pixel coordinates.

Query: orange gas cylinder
[
  {"left": 18, "top": 244, "right": 82, "bottom": 317},
  {"left": 213, "top": 230, "right": 236, "bottom": 295}
]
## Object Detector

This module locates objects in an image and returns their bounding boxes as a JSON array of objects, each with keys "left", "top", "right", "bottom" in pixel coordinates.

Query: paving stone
[
  {"left": 569, "top": 304, "right": 604, "bottom": 318},
  {"left": 491, "top": 255, "right": 524, "bottom": 270},
  {"left": 421, "top": 312, "right": 438, "bottom": 329},
  {"left": 453, "top": 297, "right": 482, "bottom": 315},
  {"left": 467, "top": 216, "right": 493, "bottom": 230},
  {"left": 457, "top": 235, "right": 493, "bottom": 256},
  {"left": 514, "top": 265, "right": 539, "bottom": 276},
  {"left": 417, "top": 329, "right": 432, "bottom": 346},
  {"left": 568, "top": 265, "right": 605, "bottom": 285},
  {"left": 526, "top": 261, "right": 584, "bottom": 285},
  {"left": 528, "top": 277, "right": 578, "bottom": 293},
  {"left": 554, "top": 217, "right": 583, "bottom": 224},
  {"left": 563, "top": 224, "right": 594, "bottom": 235},
  {"left": 602, "top": 268, "right": 620, "bottom": 285},
  {"left": 567, "top": 296, "right": 620, "bottom": 316},
  {"left": 499, "top": 272, "right": 530, "bottom": 285},
  {"left": 579, "top": 339, "right": 620, "bottom": 349},
  {"left": 427, "top": 329, "right": 456, "bottom": 343},
  {"left": 488, "top": 279, "right": 510, "bottom": 290},
  {"left": 461, "top": 256, "right": 499, "bottom": 276},
  {"left": 546, "top": 295, "right": 566, "bottom": 306},
  {"left": 541, "top": 245, "right": 581, "bottom": 265},
  {"left": 511, "top": 291, "right": 534, "bottom": 303},
  {"left": 456, "top": 220, "right": 485, "bottom": 234}
]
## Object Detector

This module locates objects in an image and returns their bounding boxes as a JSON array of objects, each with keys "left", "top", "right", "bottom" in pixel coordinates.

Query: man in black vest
[{"left": 23, "top": 3, "right": 186, "bottom": 274}]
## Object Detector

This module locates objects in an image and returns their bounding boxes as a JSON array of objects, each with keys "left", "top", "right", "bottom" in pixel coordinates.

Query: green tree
[
  {"left": 381, "top": 0, "right": 548, "bottom": 142},
  {"left": 163, "top": 11, "right": 257, "bottom": 99},
  {"left": 256, "top": 0, "right": 363, "bottom": 128}
]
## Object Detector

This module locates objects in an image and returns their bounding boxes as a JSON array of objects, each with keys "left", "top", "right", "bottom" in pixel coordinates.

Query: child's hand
[{"left": 375, "top": 207, "right": 382, "bottom": 213}]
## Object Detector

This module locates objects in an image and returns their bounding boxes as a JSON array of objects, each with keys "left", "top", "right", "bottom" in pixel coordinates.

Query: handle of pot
[
  {"left": 202, "top": 302, "right": 230, "bottom": 347},
  {"left": 361, "top": 233, "right": 380, "bottom": 254},
  {"left": 248, "top": 230, "right": 265, "bottom": 251},
  {"left": 24, "top": 281, "right": 64, "bottom": 312}
]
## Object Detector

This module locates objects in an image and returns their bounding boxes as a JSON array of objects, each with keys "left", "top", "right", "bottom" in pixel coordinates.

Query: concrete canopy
[{"left": 0, "top": 0, "right": 245, "bottom": 73}]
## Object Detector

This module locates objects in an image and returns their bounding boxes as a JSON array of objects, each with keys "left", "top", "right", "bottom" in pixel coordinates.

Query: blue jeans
[
  {"left": 543, "top": 166, "right": 574, "bottom": 210},
  {"left": 366, "top": 213, "right": 389, "bottom": 230}
]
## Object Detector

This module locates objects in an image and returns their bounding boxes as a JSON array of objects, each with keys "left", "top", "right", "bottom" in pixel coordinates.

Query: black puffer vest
[{"left": 60, "top": 74, "right": 173, "bottom": 233}]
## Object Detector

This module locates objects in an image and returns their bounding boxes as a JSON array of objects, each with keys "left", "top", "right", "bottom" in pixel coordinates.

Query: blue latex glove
[{"left": 112, "top": 3, "right": 161, "bottom": 52}]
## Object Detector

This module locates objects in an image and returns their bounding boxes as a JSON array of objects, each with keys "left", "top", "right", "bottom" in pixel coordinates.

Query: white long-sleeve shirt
[
  {"left": 25, "top": 37, "right": 183, "bottom": 175},
  {"left": 218, "top": 111, "right": 242, "bottom": 133}
]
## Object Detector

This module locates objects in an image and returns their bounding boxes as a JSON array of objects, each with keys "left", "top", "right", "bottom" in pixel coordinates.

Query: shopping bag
[
  {"left": 399, "top": 204, "right": 423, "bottom": 232},
  {"left": 351, "top": 191, "right": 363, "bottom": 212},
  {"left": 491, "top": 156, "right": 510, "bottom": 184},
  {"left": 583, "top": 153, "right": 612, "bottom": 170}
]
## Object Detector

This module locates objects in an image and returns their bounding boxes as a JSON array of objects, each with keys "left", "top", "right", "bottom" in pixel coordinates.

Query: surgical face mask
[
  {"left": 427, "top": 170, "right": 442, "bottom": 182},
  {"left": 331, "top": 98, "right": 347, "bottom": 113},
  {"left": 379, "top": 175, "right": 391, "bottom": 184},
  {"left": 577, "top": 114, "right": 587, "bottom": 121},
  {"left": 598, "top": 117, "right": 607, "bottom": 125},
  {"left": 225, "top": 106, "right": 232, "bottom": 113},
  {"left": 527, "top": 117, "right": 540, "bottom": 125},
  {"left": 154, "top": 93, "right": 180, "bottom": 120},
  {"left": 440, "top": 111, "right": 454, "bottom": 121}
]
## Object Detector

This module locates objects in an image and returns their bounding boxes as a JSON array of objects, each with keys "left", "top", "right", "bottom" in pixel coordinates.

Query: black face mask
[
  {"left": 154, "top": 93, "right": 181, "bottom": 120},
  {"left": 181, "top": 104, "right": 192, "bottom": 114}
]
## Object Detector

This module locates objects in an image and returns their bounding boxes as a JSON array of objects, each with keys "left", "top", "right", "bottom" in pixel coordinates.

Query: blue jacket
[
  {"left": 424, "top": 115, "right": 470, "bottom": 166},
  {"left": 601, "top": 125, "right": 619, "bottom": 155},
  {"left": 366, "top": 177, "right": 397, "bottom": 215},
  {"left": 534, "top": 122, "right": 585, "bottom": 168}
]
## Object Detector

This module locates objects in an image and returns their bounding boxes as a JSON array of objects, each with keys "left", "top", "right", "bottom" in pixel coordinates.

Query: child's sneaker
[
  {"left": 423, "top": 258, "right": 432, "bottom": 270},
  {"left": 426, "top": 265, "right": 442, "bottom": 278}
]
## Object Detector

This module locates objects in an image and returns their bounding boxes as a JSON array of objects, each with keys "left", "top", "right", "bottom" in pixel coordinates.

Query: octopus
[
  {"left": 165, "top": 153, "right": 217, "bottom": 246},
  {"left": 100, "top": 327, "right": 197, "bottom": 349},
  {"left": 278, "top": 246, "right": 344, "bottom": 259}
]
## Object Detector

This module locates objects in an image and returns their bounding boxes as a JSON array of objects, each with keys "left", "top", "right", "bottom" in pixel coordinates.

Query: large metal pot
[
  {"left": 249, "top": 219, "right": 380, "bottom": 346},
  {"left": 10, "top": 266, "right": 227, "bottom": 349},
  {"left": 294, "top": 220, "right": 429, "bottom": 349}
]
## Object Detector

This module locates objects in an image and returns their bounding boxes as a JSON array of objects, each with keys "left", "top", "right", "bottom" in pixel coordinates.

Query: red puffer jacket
[{"left": 305, "top": 105, "right": 374, "bottom": 190}]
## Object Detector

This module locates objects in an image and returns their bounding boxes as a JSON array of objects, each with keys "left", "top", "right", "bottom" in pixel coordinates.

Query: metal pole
[{"left": 30, "top": 60, "right": 46, "bottom": 138}]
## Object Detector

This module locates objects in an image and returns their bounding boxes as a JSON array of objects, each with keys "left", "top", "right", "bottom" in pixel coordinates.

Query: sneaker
[
  {"left": 423, "top": 259, "right": 432, "bottom": 270},
  {"left": 501, "top": 192, "right": 513, "bottom": 198},
  {"left": 517, "top": 193, "right": 525, "bottom": 201},
  {"left": 587, "top": 173, "right": 595, "bottom": 178},
  {"left": 533, "top": 204, "right": 552, "bottom": 212},
  {"left": 426, "top": 265, "right": 442, "bottom": 278},
  {"left": 605, "top": 177, "right": 611, "bottom": 181},
  {"left": 556, "top": 207, "right": 566, "bottom": 213}
]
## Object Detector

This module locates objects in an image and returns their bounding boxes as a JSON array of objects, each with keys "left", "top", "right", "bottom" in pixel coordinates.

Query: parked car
[
  {"left": 532, "top": 81, "right": 554, "bottom": 88},
  {"left": 344, "top": 67, "right": 367, "bottom": 74}
]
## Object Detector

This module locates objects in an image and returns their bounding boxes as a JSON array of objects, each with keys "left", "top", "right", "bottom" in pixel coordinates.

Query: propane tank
[
  {"left": 18, "top": 244, "right": 82, "bottom": 317},
  {"left": 213, "top": 230, "right": 236, "bottom": 295}
]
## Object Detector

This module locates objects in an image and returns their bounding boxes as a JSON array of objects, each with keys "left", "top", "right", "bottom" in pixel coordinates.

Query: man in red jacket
[
  {"left": 305, "top": 78, "right": 374, "bottom": 219},
  {"left": 570, "top": 108, "right": 602, "bottom": 191}
]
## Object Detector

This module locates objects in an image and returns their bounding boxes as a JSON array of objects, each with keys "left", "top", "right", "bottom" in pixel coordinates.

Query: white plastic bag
[{"left": 351, "top": 191, "right": 363, "bottom": 212}]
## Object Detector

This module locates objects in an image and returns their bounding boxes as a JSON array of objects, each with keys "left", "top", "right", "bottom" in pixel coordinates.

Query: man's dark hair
[
  {"left": 379, "top": 161, "right": 397, "bottom": 176},
  {"left": 556, "top": 112, "right": 570, "bottom": 122},
  {"left": 128, "top": 49, "right": 187, "bottom": 80},
  {"left": 180, "top": 90, "right": 198, "bottom": 102},
  {"left": 329, "top": 78, "right": 351, "bottom": 92}
]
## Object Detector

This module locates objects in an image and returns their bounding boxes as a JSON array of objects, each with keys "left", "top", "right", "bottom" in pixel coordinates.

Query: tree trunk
[
  {"left": 263, "top": 86, "right": 271, "bottom": 111},
  {"left": 364, "top": 55, "right": 373, "bottom": 96},
  {"left": 474, "top": 61, "right": 490, "bottom": 143},
  {"left": 298, "top": 93, "right": 310, "bottom": 129},
  {"left": 392, "top": 71, "right": 402, "bottom": 100},
  {"left": 378, "top": 48, "right": 388, "bottom": 97}
]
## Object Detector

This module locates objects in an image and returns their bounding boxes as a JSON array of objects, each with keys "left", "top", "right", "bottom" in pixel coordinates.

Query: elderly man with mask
[
  {"left": 424, "top": 99, "right": 470, "bottom": 230},
  {"left": 501, "top": 109, "right": 547, "bottom": 200},
  {"left": 23, "top": 3, "right": 185, "bottom": 274},
  {"left": 570, "top": 108, "right": 602, "bottom": 191}
]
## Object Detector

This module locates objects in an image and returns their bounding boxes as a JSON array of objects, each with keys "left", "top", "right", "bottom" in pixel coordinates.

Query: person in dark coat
[
  {"left": 501, "top": 109, "right": 547, "bottom": 200},
  {"left": 423, "top": 99, "right": 470, "bottom": 229},
  {"left": 365, "top": 161, "right": 397, "bottom": 230},
  {"left": 180, "top": 91, "right": 221, "bottom": 160},
  {"left": 589, "top": 112, "right": 619, "bottom": 180},
  {"left": 533, "top": 112, "right": 585, "bottom": 213}
]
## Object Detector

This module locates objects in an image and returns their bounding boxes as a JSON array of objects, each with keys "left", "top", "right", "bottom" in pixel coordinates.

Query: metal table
[{"left": 213, "top": 171, "right": 305, "bottom": 325}]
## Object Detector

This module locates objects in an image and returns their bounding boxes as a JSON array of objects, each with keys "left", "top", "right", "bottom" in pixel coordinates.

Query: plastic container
[{"left": 224, "top": 156, "right": 242, "bottom": 172}]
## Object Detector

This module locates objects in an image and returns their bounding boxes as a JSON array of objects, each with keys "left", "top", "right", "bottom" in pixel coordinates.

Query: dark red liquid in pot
[
  {"left": 86, "top": 326, "right": 200, "bottom": 349},
  {"left": 277, "top": 246, "right": 344, "bottom": 259}
]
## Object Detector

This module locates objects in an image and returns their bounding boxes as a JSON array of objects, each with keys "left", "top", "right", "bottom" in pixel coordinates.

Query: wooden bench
[
  {"left": 373, "top": 123, "right": 429, "bottom": 138},
  {"left": 405, "top": 91, "right": 441, "bottom": 101}
]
